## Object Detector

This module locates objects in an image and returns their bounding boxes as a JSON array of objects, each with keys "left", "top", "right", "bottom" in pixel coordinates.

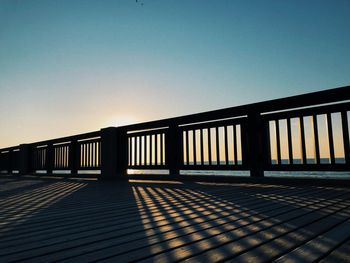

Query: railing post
[
  {"left": 46, "top": 144, "right": 54, "bottom": 175},
  {"left": 100, "top": 127, "right": 127, "bottom": 180},
  {"left": 166, "top": 124, "right": 181, "bottom": 176},
  {"left": 69, "top": 140, "right": 78, "bottom": 175},
  {"left": 19, "top": 144, "right": 30, "bottom": 175},
  {"left": 246, "top": 112, "right": 265, "bottom": 177}
]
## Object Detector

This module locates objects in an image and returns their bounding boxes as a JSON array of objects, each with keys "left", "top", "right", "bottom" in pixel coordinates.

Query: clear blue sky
[{"left": 0, "top": 0, "right": 349, "bottom": 148}]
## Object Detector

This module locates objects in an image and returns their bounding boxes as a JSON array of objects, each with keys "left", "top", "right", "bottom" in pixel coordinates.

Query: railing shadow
[{"left": 0, "top": 176, "right": 349, "bottom": 262}]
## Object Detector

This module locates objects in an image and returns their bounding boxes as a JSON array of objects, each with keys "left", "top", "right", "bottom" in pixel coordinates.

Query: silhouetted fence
[{"left": 1, "top": 86, "right": 349, "bottom": 179}]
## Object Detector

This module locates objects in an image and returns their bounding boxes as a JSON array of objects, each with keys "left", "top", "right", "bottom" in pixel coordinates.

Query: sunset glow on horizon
[{"left": 1, "top": 0, "right": 350, "bottom": 148}]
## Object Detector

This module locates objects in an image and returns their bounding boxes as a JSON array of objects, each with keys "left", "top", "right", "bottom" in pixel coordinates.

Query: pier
[{"left": 0, "top": 86, "right": 350, "bottom": 262}]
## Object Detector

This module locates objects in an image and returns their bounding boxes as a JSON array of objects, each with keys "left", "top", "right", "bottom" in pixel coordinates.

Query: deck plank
[
  {"left": 320, "top": 238, "right": 350, "bottom": 263},
  {"left": 274, "top": 218, "right": 350, "bottom": 263},
  {"left": 0, "top": 176, "right": 349, "bottom": 263}
]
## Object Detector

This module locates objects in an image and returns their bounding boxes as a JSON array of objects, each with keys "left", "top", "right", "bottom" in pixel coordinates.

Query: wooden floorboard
[{"left": 0, "top": 176, "right": 349, "bottom": 262}]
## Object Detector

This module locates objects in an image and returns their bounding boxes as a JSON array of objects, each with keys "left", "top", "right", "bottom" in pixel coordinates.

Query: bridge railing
[
  {"left": 0, "top": 131, "right": 101, "bottom": 176},
  {"left": 0, "top": 85, "right": 349, "bottom": 179},
  {"left": 263, "top": 101, "right": 350, "bottom": 171}
]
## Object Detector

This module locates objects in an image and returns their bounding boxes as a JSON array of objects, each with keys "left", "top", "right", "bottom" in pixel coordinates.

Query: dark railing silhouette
[{"left": 0, "top": 85, "right": 349, "bottom": 179}]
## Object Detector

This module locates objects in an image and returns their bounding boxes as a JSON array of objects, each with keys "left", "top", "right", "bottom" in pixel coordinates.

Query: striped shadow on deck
[{"left": 0, "top": 176, "right": 349, "bottom": 262}]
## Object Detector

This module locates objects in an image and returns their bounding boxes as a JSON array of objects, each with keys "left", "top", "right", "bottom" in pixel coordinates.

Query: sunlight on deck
[{"left": 0, "top": 176, "right": 349, "bottom": 262}]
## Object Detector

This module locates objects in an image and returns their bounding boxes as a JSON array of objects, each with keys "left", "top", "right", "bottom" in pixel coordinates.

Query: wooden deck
[{"left": 0, "top": 176, "right": 349, "bottom": 262}]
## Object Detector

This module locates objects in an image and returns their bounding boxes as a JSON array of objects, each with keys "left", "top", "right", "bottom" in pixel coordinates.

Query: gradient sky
[{"left": 0, "top": 0, "right": 350, "bottom": 148}]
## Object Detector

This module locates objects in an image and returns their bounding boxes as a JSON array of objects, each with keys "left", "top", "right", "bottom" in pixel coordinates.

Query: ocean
[{"left": 128, "top": 169, "right": 350, "bottom": 179}]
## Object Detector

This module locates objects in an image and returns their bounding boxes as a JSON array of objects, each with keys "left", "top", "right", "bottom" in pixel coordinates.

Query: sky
[{"left": 0, "top": 0, "right": 350, "bottom": 148}]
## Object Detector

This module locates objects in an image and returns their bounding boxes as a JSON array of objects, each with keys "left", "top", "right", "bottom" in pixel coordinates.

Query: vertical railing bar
[
  {"left": 300, "top": 117, "right": 307, "bottom": 165},
  {"left": 155, "top": 134, "right": 158, "bottom": 165},
  {"left": 44, "top": 148, "right": 47, "bottom": 169},
  {"left": 275, "top": 120, "right": 281, "bottom": 165},
  {"left": 138, "top": 136, "right": 142, "bottom": 166},
  {"left": 128, "top": 137, "right": 131, "bottom": 166},
  {"left": 160, "top": 133, "right": 163, "bottom": 165},
  {"left": 186, "top": 130, "right": 189, "bottom": 165},
  {"left": 84, "top": 143, "right": 89, "bottom": 167},
  {"left": 132, "top": 137, "right": 135, "bottom": 166},
  {"left": 90, "top": 143, "right": 93, "bottom": 167},
  {"left": 63, "top": 146, "right": 65, "bottom": 168},
  {"left": 83, "top": 143, "right": 87, "bottom": 167},
  {"left": 134, "top": 137, "right": 137, "bottom": 166},
  {"left": 182, "top": 130, "right": 185, "bottom": 165},
  {"left": 51, "top": 148, "right": 54, "bottom": 169},
  {"left": 90, "top": 142, "right": 94, "bottom": 167},
  {"left": 59, "top": 146, "right": 63, "bottom": 168},
  {"left": 90, "top": 142, "right": 93, "bottom": 168},
  {"left": 94, "top": 142, "right": 97, "bottom": 167},
  {"left": 88, "top": 143, "right": 92, "bottom": 167},
  {"left": 95, "top": 142, "right": 97, "bottom": 167},
  {"left": 141, "top": 135, "right": 144, "bottom": 166},
  {"left": 78, "top": 144, "right": 81, "bottom": 168},
  {"left": 91, "top": 142, "right": 94, "bottom": 167},
  {"left": 58, "top": 147, "right": 60, "bottom": 169},
  {"left": 313, "top": 115, "right": 320, "bottom": 165},
  {"left": 145, "top": 135, "right": 148, "bottom": 166},
  {"left": 80, "top": 143, "right": 83, "bottom": 168},
  {"left": 61, "top": 146, "right": 64, "bottom": 168},
  {"left": 149, "top": 135, "right": 153, "bottom": 166},
  {"left": 83, "top": 144, "right": 85, "bottom": 168},
  {"left": 53, "top": 147, "right": 59, "bottom": 168},
  {"left": 287, "top": 118, "right": 293, "bottom": 165},
  {"left": 131, "top": 137, "right": 135, "bottom": 166},
  {"left": 89, "top": 142, "right": 91, "bottom": 168},
  {"left": 61, "top": 146, "right": 63, "bottom": 168},
  {"left": 208, "top": 128, "right": 212, "bottom": 166},
  {"left": 65, "top": 146, "right": 67, "bottom": 168},
  {"left": 200, "top": 129, "right": 204, "bottom": 165},
  {"left": 233, "top": 125, "right": 238, "bottom": 165},
  {"left": 216, "top": 126, "right": 220, "bottom": 165},
  {"left": 327, "top": 113, "right": 335, "bottom": 164},
  {"left": 162, "top": 133, "right": 165, "bottom": 165},
  {"left": 65, "top": 145, "right": 67, "bottom": 168},
  {"left": 90, "top": 143, "right": 94, "bottom": 167},
  {"left": 341, "top": 111, "right": 350, "bottom": 165},
  {"left": 193, "top": 130, "right": 197, "bottom": 165},
  {"left": 224, "top": 126, "right": 229, "bottom": 165},
  {"left": 98, "top": 141, "right": 101, "bottom": 167},
  {"left": 85, "top": 144, "right": 88, "bottom": 168},
  {"left": 44, "top": 148, "right": 46, "bottom": 169}
]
